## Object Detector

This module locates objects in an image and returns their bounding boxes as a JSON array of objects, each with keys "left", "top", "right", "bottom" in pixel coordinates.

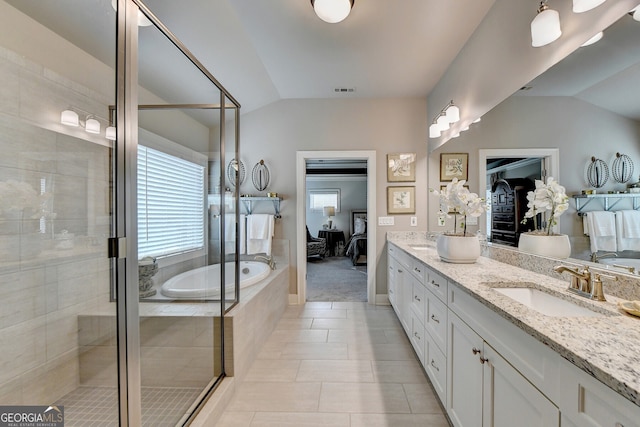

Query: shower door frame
[{"left": 114, "top": 1, "right": 242, "bottom": 425}]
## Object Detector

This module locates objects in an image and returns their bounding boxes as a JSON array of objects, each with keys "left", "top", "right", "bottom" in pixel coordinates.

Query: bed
[{"left": 345, "top": 210, "right": 367, "bottom": 265}]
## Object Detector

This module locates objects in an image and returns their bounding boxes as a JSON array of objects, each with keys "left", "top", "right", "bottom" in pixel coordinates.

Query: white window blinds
[{"left": 138, "top": 145, "right": 205, "bottom": 259}]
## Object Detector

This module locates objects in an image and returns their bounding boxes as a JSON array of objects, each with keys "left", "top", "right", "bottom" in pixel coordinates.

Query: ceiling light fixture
[
  {"left": 311, "top": 0, "right": 354, "bottom": 24},
  {"left": 572, "top": 0, "right": 606, "bottom": 13},
  {"left": 531, "top": 1, "right": 562, "bottom": 47},
  {"left": 581, "top": 31, "right": 603, "bottom": 46},
  {"left": 429, "top": 101, "right": 461, "bottom": 139},
  {"left": 632, "top": 6, "right": 640, "bottom": 22}
]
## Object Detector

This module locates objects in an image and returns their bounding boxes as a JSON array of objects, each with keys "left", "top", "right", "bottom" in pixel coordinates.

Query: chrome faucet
[
  {"left": 254, "top": 255, "right": 276, "bottom": 270},
  {"left": 591, "top": 252, "right": 618, "bottom": 263}
]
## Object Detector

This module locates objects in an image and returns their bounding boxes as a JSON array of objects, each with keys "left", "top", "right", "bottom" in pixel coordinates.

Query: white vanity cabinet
[
  {"left": 557, "top": 356, "right": 639, "bottom": 427},
  {"left": 387, "top": 243, "right": 640, "bottom": 427},
  {"left": 447, "top": 310, "right": 559, "bottom": 427}
]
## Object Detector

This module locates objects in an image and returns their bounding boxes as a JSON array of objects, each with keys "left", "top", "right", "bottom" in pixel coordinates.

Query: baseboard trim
[
  {"left": 376, "top": 293, "right": 390, "bottom": 305},
  {"left": 289, "top": 294, "right": 300, "bottom": 305}
]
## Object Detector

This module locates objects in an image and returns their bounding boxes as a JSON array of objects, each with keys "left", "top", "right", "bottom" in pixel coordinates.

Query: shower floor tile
[{"left": 55, "top": 385, "right": 203, "bottom": 426}]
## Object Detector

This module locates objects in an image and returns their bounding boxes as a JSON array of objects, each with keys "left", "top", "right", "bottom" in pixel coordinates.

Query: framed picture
[
  {"left": 387, "top": 186, "right": 415, "bottom": 214},
  {"left": 440, "top": 153, "right": 468, "bottom": 181},
  {"left": 387, "top": 153, "right": 416, "bottom": 182}
]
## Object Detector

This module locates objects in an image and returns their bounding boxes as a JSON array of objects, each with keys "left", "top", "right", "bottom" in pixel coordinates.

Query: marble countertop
[{"left": 388, "top": 237, "right": 640, "bottom": 408}]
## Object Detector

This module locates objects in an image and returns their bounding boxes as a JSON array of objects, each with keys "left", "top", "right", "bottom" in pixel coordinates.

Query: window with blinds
[
  {"left": 138, "top": 145, "right": 205, "bottom": 259},
  {"left": 309, "top": 189, "right": 341, "bottom": 212}
]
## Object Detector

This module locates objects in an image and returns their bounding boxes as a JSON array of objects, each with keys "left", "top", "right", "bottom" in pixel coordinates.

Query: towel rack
[
  {"left": 240, "top": 196, "right": 282, "bottom": 219},
  {"left": 572, "top": 194, "right": 640, "bottom": 216}
]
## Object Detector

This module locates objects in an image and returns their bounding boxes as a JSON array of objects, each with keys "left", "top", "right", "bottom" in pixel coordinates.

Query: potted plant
[
  {"left": 518, "top": 177, "right": 571, "bottom": 259},
  {"left": 430, "top": 178, "right": 487, "bottom": 263}
]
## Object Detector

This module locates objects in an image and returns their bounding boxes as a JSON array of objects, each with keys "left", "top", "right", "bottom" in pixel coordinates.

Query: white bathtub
[
  {"left": 160, "top": 261, "right": 271, "bottom": 299},
  {"left": 597, "top": 258, "right": 640, "bottom": 273}
]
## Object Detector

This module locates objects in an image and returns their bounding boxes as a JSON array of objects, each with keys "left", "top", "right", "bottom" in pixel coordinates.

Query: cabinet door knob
[
  {"left": 431, "top": 314, "right": 440, "bottom": 324},
  {"left": 431, "top": 280, "right": 440, "bottom": 287},
  {"left": 479, "top": 356, "right": 489, "bottom": 364},
  {"left": 431, "top": 359, "right": 440, "bottom": 372},
  {"left": 414, "top": 295, "right": 421, "bottom": 302},
  {"left": 414, "top": 267, "right": 421, "bottom": 273},
  {"left": 414, "top": 332, "right": 421, "bottom": 340},
  {"left": 472, "top": 348, "right": 481, "bottom": 355}
]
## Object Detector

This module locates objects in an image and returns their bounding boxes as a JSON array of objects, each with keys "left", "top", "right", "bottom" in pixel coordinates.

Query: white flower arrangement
[
  {"left": 0, "top": 180, "right": 47, "bottom": 218},
  {"left": 521, "top": 177, "right": 569, "bottom": 236},
  {"left": 430, "top": 178, "right": 486, "bottom": 236}
]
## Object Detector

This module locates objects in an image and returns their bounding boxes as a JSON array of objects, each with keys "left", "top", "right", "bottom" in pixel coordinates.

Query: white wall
[
  {"left": 428, "top": 95, "right": 640, "bottom": 250},
  {"left": 427, "top": 0, "right": 639, "bottom": 151},
  {"left": 238, "top": 98, "right": 428, "bottom": 295}
]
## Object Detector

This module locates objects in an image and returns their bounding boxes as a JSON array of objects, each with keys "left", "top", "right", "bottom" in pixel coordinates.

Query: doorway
[
  {"left": 296, "top": 151, "right": 377, "bottom": 304},
  {"left": 479, "top": 149, "right": 560, "bottom": 241}
]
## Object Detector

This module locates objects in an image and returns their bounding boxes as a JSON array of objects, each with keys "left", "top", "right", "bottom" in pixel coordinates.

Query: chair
[{"left": 306, "top": 226, "right": 326, "bottom": 259}]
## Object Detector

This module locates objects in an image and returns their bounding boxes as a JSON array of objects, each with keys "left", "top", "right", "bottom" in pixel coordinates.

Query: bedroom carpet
[{"left": 306, "top": 256, "right": 367, "bottom": 302}]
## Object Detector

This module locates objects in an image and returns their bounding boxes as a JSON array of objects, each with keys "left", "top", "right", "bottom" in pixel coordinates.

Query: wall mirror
[{"left": 432, "top": 11, "right": 640, "bottom": 276}]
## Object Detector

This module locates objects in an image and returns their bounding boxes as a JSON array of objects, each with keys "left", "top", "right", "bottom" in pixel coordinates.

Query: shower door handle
[{"left": 108, "top": 237, "right": 127, "bottom": 259}]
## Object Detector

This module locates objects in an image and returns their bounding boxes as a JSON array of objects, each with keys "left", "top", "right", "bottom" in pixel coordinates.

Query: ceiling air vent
[{"left": 334, "top": 87, "right": 356, "bottom": 93}]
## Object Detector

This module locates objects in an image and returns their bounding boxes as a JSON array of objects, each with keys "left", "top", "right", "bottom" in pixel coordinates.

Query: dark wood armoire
[{"left": 490, "top": 178, "right": 535, "bottom": 246}]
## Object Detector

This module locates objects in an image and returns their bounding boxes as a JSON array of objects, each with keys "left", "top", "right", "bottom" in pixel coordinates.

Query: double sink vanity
[{"left": 387, "top": 233, "right": 640, "bottom": 427}]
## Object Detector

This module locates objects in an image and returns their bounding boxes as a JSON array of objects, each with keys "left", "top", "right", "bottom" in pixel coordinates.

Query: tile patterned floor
[
  {"left": 217, "top": 302, "right": 450, "bottom": 427},
  {"left": 55, "top": 385, "right": 203, "bottom": 426}
]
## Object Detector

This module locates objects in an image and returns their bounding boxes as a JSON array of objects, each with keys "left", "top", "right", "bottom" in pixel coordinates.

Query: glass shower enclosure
[{"left": 0, "top": 0, "right": 241, "bottom": 425}]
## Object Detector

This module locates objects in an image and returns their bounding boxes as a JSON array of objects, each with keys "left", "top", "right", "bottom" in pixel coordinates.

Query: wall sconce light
[
  {"left": 60, "top": 107, "right": 113, "bottom": 140},
  {"left": 311, "top": 0, "right": 354, "bottom": 24},
  {"left": 632, "top": 6, "right": 640, "bottom": 22},
  {"left": 531, "top": 1, "right": 562, "bottom": 47},
  {"left": 429, "top": 101, "right": 461, "bottom": 139},
  {"left": 85, "top": 116, "right": 100, "bottom": 134},
  {"left": 60, "top": 110, "right": 79, "bottom": 127},
  {"left": 105, "top": 126, "right": 117, "bottom": 141}
]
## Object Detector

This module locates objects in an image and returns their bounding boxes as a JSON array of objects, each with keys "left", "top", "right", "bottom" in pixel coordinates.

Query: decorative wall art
[
  {"left": 226, "top": 159, "right": 246, "bottom": 187},
  {"left": 440, "top": 153, "right": 468, "bottom": 181},
  {"left": 387, "top": 153, "right": 416, "bottom": 182},
  {"left": 387, "top": 186, "right": 415, "bottom": 214},
  {"left": 251, "top": 159, "right": 270, "bottom": 191}
]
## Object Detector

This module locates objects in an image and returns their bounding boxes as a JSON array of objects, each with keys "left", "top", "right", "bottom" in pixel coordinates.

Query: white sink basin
[{"left": 494, "top": 287, "right": 603, "bottom": 317}]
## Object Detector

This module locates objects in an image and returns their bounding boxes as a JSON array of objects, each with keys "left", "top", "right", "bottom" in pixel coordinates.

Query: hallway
[{"left": 217, "top": 302, "right": 449, "bottom": 426}]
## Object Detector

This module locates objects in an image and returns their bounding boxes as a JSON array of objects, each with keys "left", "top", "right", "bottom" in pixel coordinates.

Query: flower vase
[
  {"left": 517, "top": 233, "right": 571, "bottom": 259},
  {"left": 436, "top": 234, "right": 481, "bottom": 264}
]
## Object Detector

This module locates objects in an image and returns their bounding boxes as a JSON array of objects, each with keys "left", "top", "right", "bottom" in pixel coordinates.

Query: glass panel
[
  {"left": 136, "top": 3, "right": 230, "bottom": 424},
  {"left": 0, "top": 0, "right": 118, "bottom": 424}
]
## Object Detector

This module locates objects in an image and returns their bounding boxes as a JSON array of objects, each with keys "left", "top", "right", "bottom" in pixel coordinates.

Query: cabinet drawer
[
  {"left": 410, "top": 281, "right": 426, "bottom": 320},
  {"left": 426, "top": 293, "right": 448, "bottom": 354},
  {"left": 409, "top": 259, "right": 427, "bottom": 283},
  {"left": 426, "top": 338, "right": 447, "bottom": 405},
  {"left": 410, "top": 310, "right": 425, "bottom": 365},
  {"left": 426, "top": 269, "right": 448, "bottom": 302}
]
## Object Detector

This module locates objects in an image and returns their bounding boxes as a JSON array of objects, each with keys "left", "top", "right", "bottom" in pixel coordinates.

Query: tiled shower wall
[{"left": 0, "top": 45, "right": 112, "bottom": 404}]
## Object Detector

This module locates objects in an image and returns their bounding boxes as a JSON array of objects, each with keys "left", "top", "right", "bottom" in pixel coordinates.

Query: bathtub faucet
[{"left": 255, "top": 255, "right": 276, "bottom": 270}]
